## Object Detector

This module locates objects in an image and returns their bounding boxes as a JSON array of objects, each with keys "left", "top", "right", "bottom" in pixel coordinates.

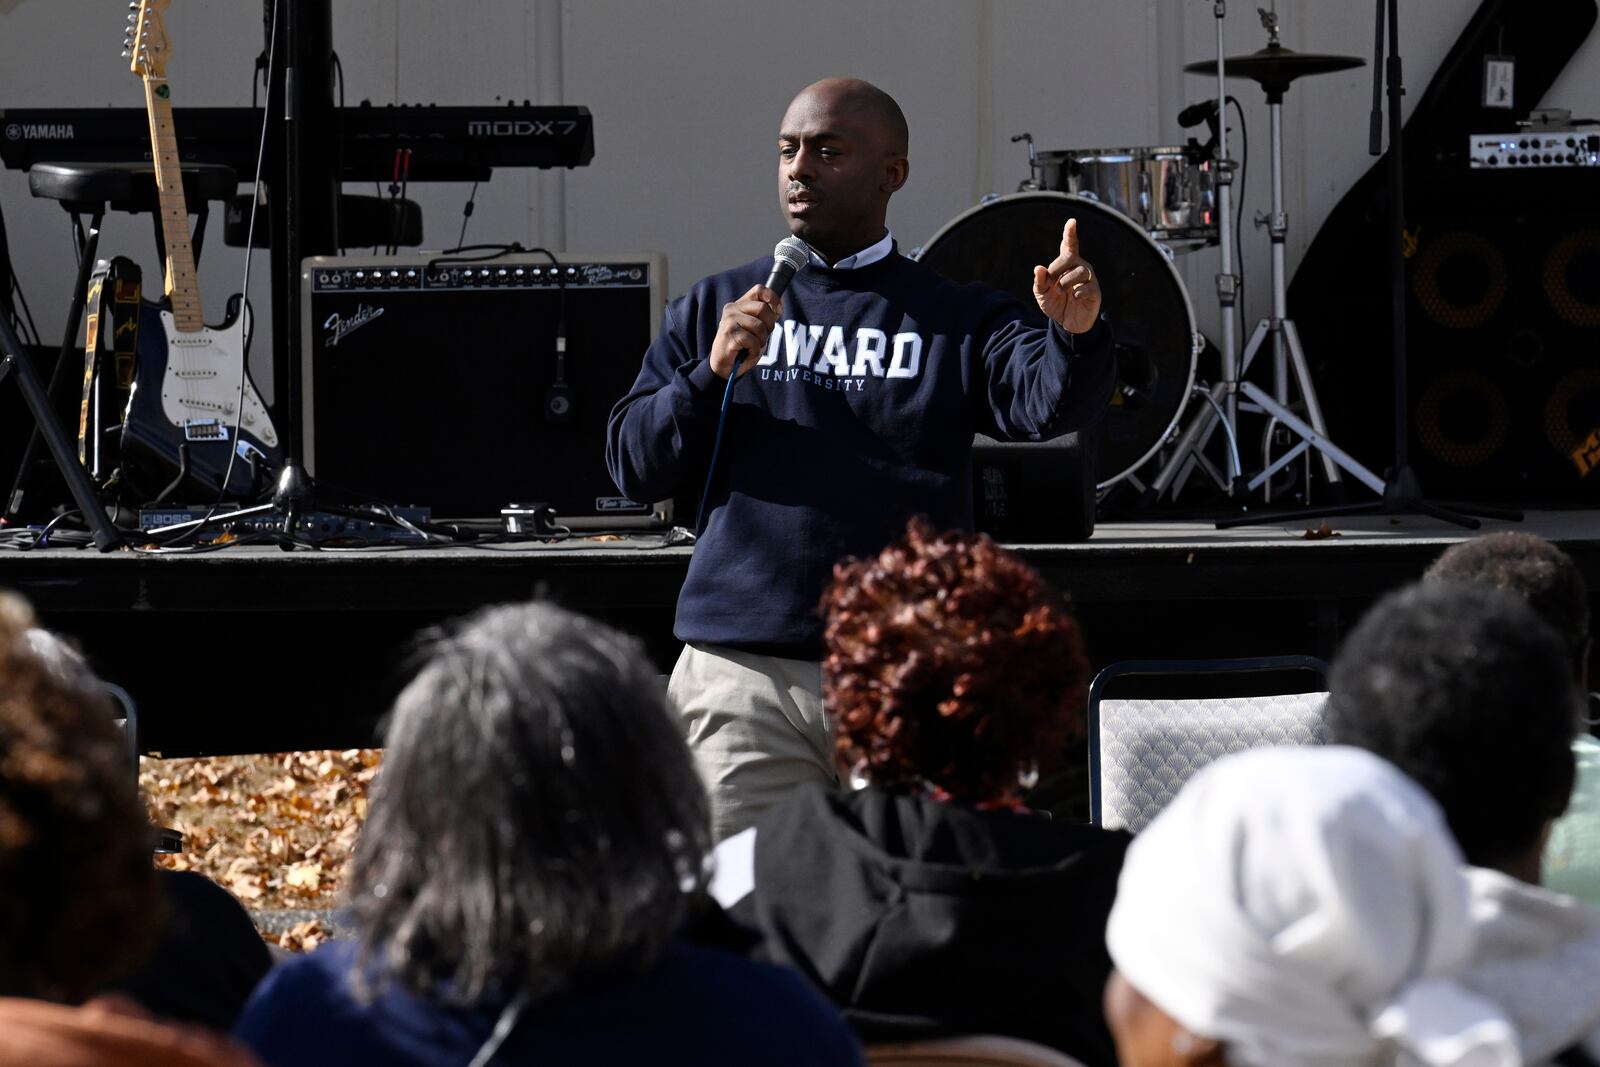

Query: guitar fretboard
[{"left": 142, "top": 75, "right": 202, "bottom": 333}]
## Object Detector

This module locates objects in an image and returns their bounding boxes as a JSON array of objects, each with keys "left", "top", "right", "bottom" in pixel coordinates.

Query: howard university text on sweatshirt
[{"left": 605, "top": 250, "right": 1114, "bottom": 654}]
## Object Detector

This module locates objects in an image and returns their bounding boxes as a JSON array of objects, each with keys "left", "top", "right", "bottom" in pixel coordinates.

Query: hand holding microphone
[{"left": 710, "top": 236, "right": 809, "bottom": 380}]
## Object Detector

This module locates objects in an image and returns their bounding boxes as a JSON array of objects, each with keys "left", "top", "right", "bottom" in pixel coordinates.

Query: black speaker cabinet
[
  {"left": 301, "top": 252, "right": 667, "bottom": 523},
  {"left": 1405, "top": 211, "right": 1600, "bottom": 501},
  {"left": 971, "top": 431, "right": 1096, "bottom": 542}
]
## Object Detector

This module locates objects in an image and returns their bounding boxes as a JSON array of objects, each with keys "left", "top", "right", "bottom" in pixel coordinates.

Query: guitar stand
[
  {"left": 4, "top": 162, "right": 238, "bottom": 525},
  {"left": 0, "top": 308, "right": 121, "bottom": 551}
]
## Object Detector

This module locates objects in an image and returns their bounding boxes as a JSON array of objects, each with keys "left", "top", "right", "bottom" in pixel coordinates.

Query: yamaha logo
[{"left": 7, "top": 122, "right": 74, "bottom": 140}]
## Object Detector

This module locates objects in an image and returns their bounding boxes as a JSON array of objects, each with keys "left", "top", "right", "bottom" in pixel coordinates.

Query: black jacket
[{"left": 727, "top": 786, "right": 1130, "bottom": 1067}]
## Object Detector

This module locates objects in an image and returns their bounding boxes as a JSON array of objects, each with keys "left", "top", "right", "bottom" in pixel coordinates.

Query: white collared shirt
[{"left": 803, "top": 230, "right": 894, "bottom": 270}]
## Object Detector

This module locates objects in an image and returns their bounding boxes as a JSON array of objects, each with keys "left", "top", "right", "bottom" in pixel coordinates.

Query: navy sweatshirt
[{"left": 606, "top": 249, "right": 1114, "bottom": 656}]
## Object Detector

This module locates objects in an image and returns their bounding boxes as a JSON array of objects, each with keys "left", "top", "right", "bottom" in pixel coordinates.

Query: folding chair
[
  {"left": 1088, "top": 655, "right": 1330, "bottom": 833},
  {"left": 22, "top": 629, "right": 183, "bottom": 855},
  {"left": 98, "top": 679, "right": 182, "bottom": 854}
]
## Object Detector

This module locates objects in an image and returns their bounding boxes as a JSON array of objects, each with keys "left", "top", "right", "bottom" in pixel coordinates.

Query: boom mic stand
[{"left": 1216, "top": 0, "right": 1519, "bottom": 530}]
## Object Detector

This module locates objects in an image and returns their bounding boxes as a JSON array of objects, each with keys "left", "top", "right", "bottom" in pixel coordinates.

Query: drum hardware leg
[
  {"left": 1151, "top": 0, "right": 1242, "bottom": 503},
  {"left": 1248, "top": 438, "right": 1312, "bottom": 495},
  {"left": 1211, "top": 83, "right": 1354, "bottom": 511},
  {"left": 1193, "top": 385, "right": 1243, "bottom": 486},
  {"left": 1248, "top": 437, "right": 1313, "bottom": 495},
  {"left": 1164, "top": 435, "right": 1231, "bottom": 503},
  {"left": 1259, "top": 92, "right": 1343, "bottom": 491},
  {"left": 1152, "top": 311, "right": 1269, "bottom": 503},
  {"left": 1157, "top": 380, "right": 1243, "bottom": 502},
  {"left": 1257, "top": 416, "right": 1311, "bottom": 502},
  {"left": 1233, "top": 383, "right": 1386, "bottom": 496},
  {"left": 1259, "top": 415, "right": 1279, "bottom": 503},
  {"left": 1153, "top": 389, "right": 1222, "bottom": 502}
]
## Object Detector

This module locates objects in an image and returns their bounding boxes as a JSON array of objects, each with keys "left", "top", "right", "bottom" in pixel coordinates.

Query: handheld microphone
[
  {"left": 1177, "top": 99, "right": 1220, "bottom": 128},
  {"left": 736, "top": 236, "right": 809, "bottom": 368},
  {"left": 764, "top": 235, "right": 810, "bottom": 299},
  {"left": 700, "top": 236, "right": 811, "bottom": 533}
]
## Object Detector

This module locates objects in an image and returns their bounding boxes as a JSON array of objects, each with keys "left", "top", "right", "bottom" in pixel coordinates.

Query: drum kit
[{"left": 916, "top": 4, "right": 1382, "bottom": 505}]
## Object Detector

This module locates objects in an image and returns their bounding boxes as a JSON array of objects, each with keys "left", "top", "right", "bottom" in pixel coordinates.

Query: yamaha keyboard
[{"left": 0, "top": 103, "right": 593, "bottom": 180}]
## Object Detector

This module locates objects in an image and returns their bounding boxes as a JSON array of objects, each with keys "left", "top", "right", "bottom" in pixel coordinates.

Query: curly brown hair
[
  {"left": 0, "top": 591, "right": 158, "bottom": 1002},
  {"left": 821, "top": 519, "right": 1090, "bottom": 802}
]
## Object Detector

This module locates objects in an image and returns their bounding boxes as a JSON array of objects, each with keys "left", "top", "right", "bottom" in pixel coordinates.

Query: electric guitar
[{"left": 121, "top": 0, "right": 279, "bottom": 500}]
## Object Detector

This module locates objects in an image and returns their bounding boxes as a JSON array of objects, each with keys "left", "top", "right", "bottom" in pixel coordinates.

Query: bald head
[
  {"left": 777, "top": 78, "right": 910, "bottom": 263},
  {"left": 788, "top": 78, "right": 909, "bottom": 157}
]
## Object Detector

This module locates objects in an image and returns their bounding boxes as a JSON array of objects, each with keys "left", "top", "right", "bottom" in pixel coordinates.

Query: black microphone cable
[{"left": 694, "top": 237, "right": 809, "bottom": 533}]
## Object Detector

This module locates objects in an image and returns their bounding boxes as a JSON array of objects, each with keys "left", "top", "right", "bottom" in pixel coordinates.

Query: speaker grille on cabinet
[
  {"left": 1404, "top": 217, "right": 1600, "bottom": 500},
  {"left": 300, "top": 252, "right": 668, "bottom": 524}
]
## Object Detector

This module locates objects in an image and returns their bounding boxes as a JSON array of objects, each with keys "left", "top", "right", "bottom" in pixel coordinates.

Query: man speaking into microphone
[{"left": 607, "top": 77, "right": 1113, "bottom": 841}]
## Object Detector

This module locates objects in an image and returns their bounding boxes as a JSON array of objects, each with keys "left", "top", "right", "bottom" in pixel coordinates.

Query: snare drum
[
  {"left": 1064, "top": 146, "right": 1217, "bottom": 249},
  {"left": 915, "top": 192, "right": 1202, "bottom": 489}
]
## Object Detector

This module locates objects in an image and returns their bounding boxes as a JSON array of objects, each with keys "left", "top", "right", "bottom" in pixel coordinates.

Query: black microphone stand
[{"left": 1219, "top": 0, "right": 1520, "bottom": 530}]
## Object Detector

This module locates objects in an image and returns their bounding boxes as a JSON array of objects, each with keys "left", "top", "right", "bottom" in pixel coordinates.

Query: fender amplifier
[{"left": 300, "top": 251, "right": 668, "bottom": 524}]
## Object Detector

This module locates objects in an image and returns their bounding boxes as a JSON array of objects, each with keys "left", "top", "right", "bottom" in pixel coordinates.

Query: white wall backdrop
[{"left": 3, "top": 0, "right": 1598, "bottom": 405}]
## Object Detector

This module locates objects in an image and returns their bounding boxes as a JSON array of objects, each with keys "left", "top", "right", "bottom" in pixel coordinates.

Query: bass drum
[{"left": 916, "top": 192, "right": 1200, "bottom": 489}]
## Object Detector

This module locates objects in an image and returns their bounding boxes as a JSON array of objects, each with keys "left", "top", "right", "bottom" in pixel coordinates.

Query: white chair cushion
[{"left": 1097, "top": 691, "right": 1328, "bottom": 833}]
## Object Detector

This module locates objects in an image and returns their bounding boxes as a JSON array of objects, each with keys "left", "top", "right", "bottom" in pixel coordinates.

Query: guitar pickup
[{"left": 182, "top": 419, "right": 230, "bottom": 442}]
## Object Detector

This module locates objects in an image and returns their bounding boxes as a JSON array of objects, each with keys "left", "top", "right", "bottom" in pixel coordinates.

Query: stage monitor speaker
[
  {"left": 301, "top": 252, "right": 668, "bottom": 524},
  {"left": 1404, "top": 211, "right": 1600, "bottom": 502},
  {"left": 971, "top": 431, "right": 1096, "bottom": 542}
]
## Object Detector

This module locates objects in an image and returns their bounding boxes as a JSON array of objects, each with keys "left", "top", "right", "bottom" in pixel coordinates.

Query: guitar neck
[{"left": 142, "top": 75, "right": 202, "bottom": 332}]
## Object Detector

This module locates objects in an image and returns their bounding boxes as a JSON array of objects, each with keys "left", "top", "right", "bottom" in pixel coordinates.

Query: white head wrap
[{"left": 1106, "top": 745, "right": 1521, "bottom": 1067}]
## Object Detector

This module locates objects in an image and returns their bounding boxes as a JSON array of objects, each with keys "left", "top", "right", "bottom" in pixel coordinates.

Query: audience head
[
  {"left": 347, "top": 601, "right": 710, "bottom": 1005},
  {"left": 1423, "top": 532, "right": 1590, "bottom": 684},
  {"left": 1104, "top": 745, "right": 1514, "bottom": 1067},
  {"left": 1326, "top": 581, "right": 1578, "bottom": 880},
  {"left": 821, "top": 518, "right": 1089, "bottom": 804},
  {"left": 0, "top": 591, "right": 159, "bottom": 1003}
]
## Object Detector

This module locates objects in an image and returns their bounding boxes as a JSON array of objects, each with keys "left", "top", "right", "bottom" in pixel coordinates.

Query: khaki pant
[{"left": 669, "top": 642, "right": 835, "bottom": 843}]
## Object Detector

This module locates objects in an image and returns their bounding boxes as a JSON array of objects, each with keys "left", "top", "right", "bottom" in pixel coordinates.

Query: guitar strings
[{"left": 144, "top": 0, "right": 279, "bottom": 548}]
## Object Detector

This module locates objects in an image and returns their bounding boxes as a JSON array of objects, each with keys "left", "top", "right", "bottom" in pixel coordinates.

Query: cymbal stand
[
  {"left": 1152, "top": 5, "right": 1388, "bottom": 514},
  {"left": 1217, "top": 0, "right": 1519, "bottom": 530},
  {"left": 1236, "top": 9, "right": 1369, "bottom": 502}
]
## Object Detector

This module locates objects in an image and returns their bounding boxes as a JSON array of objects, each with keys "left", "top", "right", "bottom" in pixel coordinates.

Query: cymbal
[{"left": 1185, "top": 44, "right": 1365, "bottom": 93}]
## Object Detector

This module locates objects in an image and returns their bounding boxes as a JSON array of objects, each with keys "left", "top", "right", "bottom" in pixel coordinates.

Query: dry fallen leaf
[
  {"left": 1302, "top": 521, "right": 1342, "bottom": 540},
  {"left": 284, "top": 863, "right": 323, "bottom": 892},
  {"left": 268, "top": 918, "right": 330, "bottom": 953},
  {"left": 141, "top": 748, "right": 383, "bottom": 947}
]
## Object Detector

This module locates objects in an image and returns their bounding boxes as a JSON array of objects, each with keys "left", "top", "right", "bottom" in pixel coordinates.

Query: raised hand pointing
[{"left": 1032, "top": 218, "right": 1102, "bottom": 334}]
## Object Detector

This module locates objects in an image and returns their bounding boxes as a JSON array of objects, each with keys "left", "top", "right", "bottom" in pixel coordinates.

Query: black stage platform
[{"left": 2, "top": 509, "right": 1597, "bottom": 755}]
